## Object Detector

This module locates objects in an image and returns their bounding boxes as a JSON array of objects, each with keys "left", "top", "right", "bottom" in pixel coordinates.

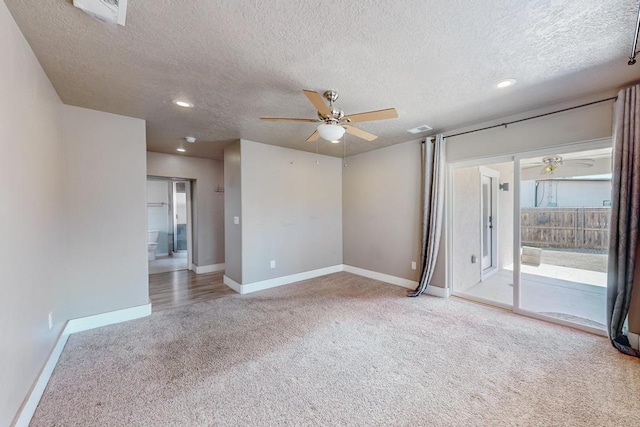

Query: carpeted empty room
[{"left": 31, "top": 273, "right": 640, "bottom": 426}]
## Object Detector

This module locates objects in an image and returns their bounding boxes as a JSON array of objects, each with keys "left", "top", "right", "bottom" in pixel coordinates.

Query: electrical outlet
[
  {"left": 48, "top": 312, "right": 53, "bottom": 329},
  {"left": 270, "top": 260, "right": 276, "bottom": 269},
  {"left": 411, "top": 261, "right": 417, "bottom": 270}
]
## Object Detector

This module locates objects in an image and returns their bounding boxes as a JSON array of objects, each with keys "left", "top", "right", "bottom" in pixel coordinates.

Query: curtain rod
[{"left": 444, "top": 96, "right": 617, "bottom": 139}]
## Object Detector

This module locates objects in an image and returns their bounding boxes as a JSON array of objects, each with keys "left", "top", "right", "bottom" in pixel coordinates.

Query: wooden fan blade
[
  {"left": 260, "top": 117, "right": 319, "bottom": 122},
  {"left": 345, "top": 125, "right": 377, "bottom": 141},
  {"left": 345, "top": 108, "right": 398, "bottom": 123},
  {"left": 306, "top": 130, "right": 319, "bottom": 142},
  {"left": 303, "top": 90, "right": 331, "bottom": 116}
]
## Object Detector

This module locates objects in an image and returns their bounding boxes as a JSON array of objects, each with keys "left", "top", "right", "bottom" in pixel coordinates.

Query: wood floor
[{"left": 149, "top": 270, "right": 234, "bottom": 312}]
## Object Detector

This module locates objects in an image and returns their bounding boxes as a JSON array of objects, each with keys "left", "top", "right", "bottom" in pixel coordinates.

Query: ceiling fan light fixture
[
  {"left": 330, "top": 140, "right": 341, "bottom": 144},
  {"left": 317, "top": 123, "right": 345, "bottom": 141}
]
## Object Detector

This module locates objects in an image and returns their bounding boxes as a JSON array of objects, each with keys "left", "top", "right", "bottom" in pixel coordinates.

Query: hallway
[{"left": 149, "top": 270, "right": 233, "bottom": 312}]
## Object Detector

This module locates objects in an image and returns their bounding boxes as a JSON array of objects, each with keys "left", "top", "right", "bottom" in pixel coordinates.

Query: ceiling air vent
[
  {"left": 73, "top": 0, "right": 128, "bottom": 26},
  {"left": 406, "top": 124, "right": 433, "bottom": 134}
]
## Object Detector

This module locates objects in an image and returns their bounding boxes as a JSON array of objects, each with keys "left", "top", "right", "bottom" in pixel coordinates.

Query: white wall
[
  {"left": 147, "top": 180, "right": 170, "bottom": 255},
  {"left": 451, "top": 167, "right": 482, "bottom": 291},
  {"left": 147, "top": 152, "right": 225, "bottom": 267},
  {"left": 450, "top": 162, "right": 513, "bottom": 292},
  {"left": 0, "top": 2, "right": 66, "bottom": 423},
  {"left": 489, "top": 163, "right": 514, "bottom": 270},
  {"left": 240, "top": 140, "right": 342, "bottom": 284},
  {"left": 224, "top": 141, "right": 242, "bottom": 283},
  {"left": 62, "top": 105, "right": 149, "bottom": 320}
]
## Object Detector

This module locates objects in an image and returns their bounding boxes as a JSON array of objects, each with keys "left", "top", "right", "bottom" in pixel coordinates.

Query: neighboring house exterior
[{"left": 521, "top": 176, "right": 612, "bottom": 208}]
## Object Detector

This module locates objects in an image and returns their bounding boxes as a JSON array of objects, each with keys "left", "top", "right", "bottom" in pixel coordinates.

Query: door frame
[
  {"left": 447, "top": 137, "right": 612, "bottom": 337},
  {"left": 172, "top": 180, "right": 189, "bottom": 254},
  {"left": 147, "top": 176, "right": 193, "bottom": 272},
  {"left": 479, "top": 166, "right": 500, "bottom": 280}
]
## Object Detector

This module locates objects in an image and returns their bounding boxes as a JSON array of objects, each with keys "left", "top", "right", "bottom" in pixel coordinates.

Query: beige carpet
[{"left": 31, "top": 272, "right": 640, "bottom": 426}]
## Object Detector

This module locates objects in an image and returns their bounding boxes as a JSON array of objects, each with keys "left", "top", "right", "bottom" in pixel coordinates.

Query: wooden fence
[{"left": 521, "top": 207, "right": 610, "bottom": 250}]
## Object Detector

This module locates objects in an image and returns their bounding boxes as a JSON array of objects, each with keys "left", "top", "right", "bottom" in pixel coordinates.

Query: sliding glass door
[
  {"left": 515, "top": 146, "right": 611, "bottom": 332},
  {"left": 451, "top": 141, "right": 611, "bottom": 334}
]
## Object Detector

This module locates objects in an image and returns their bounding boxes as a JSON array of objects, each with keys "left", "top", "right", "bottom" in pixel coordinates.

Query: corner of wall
[{"left": 224, "top": 141, "right": 242, "bottom": 283}]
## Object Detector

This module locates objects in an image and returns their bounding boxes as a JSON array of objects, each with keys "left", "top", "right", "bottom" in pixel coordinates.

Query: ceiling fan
[
  {"left": 522, "top": 155, "right": 595, "bottom": 175},
  {"left": 260, "top": 90, "right": 398, "bottom": 143}
]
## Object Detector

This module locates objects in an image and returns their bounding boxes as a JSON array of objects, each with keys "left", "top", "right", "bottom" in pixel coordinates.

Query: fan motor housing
[
  {"left": 317, "top": 109, "right": 344, "bottom": 123},
  {"left": 542, "top": 156, "right": 563, "bottom": 165}
]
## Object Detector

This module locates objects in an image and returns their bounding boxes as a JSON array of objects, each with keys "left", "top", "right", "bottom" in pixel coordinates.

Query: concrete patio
[{"left": 457, "top": 250, "right": 607, "bottom": 330}]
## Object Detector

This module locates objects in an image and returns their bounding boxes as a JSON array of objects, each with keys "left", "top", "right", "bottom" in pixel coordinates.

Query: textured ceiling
[{"left": 5, "top": 0, "right": 640, "bottom": 159}]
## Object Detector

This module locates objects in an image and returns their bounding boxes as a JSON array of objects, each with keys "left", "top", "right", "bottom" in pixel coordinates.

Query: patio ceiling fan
[
  {"left": 521, "top": 155, "right": 595, "bottom": 175},
  {"left": 260, "top": 89, "right": 398, "bottom": 143}
]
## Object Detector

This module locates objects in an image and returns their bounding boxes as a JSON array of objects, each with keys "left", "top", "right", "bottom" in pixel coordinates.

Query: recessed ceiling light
[
  {"left": 496, "top": 79, "right": 516, "bottom": 89},
  {"left": 173, "top": 100, "right": 194, "bottom": 108},
  {"left": 176, "top": 148, "right": 186, "bottom": 152}
]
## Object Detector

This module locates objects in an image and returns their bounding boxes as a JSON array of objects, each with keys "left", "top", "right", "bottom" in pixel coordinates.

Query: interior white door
[{"left": 481, "top": 175, "right": 493, "bottom": 271}]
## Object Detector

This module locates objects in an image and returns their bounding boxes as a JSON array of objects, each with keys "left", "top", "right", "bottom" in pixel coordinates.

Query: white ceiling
[{"left": 5, "top": 0, "right": 640, "bottom": 159}]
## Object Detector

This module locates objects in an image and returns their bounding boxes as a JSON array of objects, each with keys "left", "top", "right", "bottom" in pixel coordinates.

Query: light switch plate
[{"left": 233, "top": 216, "right": 239, "bottom": 225}]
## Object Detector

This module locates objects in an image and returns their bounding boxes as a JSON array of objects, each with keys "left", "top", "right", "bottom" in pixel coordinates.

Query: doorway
[{"left": 147, "top": 177, "right": 192, "bottom": 274}]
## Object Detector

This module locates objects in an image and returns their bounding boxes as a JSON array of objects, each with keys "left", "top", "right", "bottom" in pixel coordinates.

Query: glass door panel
[
  {"left": 517, "top": 147, "right": 611, "bottom": 331},
  {"left": 173, "top": 181, "right": 188, "bottom": 252}
]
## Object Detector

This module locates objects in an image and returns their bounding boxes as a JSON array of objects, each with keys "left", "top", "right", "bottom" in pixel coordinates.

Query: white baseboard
[
  {"left": 224, "top": 265, "right": 344, "bottom": 295},
  {"left": 63, "top": 302, "right": 152, "bottom": 335},
  {"left": 13, "top": 331, "right": 69, "bottom": 427},
  {"left": 629, "top": 332, "right": 640, "bottom": 351},
  {"left": 343, "top": 265, "right": 449, "bottom": 298},
  {"left": 193, "top": 263, "right": 225, "bottom": 274},
  {"left": 223, "top": 275, "right": 242, "bottom": 293},
  {"left": 224, "top": 264, "right": 449, "bottom": 298},
  {"left": 15, "top": 302, "right": 153, "bottom": 425},
  {"left": 424, "top": 284, "right": 450, "bottom": 298}
]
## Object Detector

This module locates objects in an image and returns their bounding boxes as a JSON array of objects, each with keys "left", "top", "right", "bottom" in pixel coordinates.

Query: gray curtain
[
  {"left": 607, "top": 85, "right": 640, "bottom": 357},
  {"left": 409, "top": 135, "right": 446, "bottom": 297}
]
